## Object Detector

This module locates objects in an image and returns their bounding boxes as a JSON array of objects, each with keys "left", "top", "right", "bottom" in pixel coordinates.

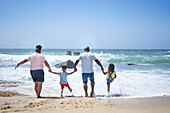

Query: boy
[{"left": 50, "top": 65, "right": 75, "bottom": 97}]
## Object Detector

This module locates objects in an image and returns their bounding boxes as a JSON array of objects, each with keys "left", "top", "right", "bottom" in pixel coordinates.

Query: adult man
[
  {"left": 74, "top": 46, "right": 104, "bottom": 97},
  {"left": 15, "top": 45, "right": 52, "bottom": 98}
]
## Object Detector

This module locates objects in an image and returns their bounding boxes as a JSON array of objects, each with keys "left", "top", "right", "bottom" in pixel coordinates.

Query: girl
[{"left": 104, "top": 63, "right": 117, "bottom": 95}]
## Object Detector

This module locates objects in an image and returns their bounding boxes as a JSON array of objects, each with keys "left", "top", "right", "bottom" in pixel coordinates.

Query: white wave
[
  {"left": 0, "top": 54, "right": 30, "bottom": 66},
  {"left": 164, "top": 55, "right": 170, "bottom": 57},
  {"left": 1, "top": 66, "right": 170, "bottom": 97},
  {"left": 137, "top": 64, "right": 153, "bottom": 66},
  {"left": 0, "top": 52, "right": 169, "bottom": 67}
]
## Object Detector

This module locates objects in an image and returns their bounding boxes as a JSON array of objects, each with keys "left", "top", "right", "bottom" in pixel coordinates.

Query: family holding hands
[{"left": 15, "top": 45, "right": 117, "bottom": 98}]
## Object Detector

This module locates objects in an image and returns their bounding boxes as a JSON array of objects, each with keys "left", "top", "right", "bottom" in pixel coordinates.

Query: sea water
[{"left": 0, "top": 49, "right": 170, "bottom": 98}]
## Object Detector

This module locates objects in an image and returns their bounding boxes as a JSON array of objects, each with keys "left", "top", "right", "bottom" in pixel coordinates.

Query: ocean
[{"left": 0, "top": 49, "right": 170, "bottom": 98}]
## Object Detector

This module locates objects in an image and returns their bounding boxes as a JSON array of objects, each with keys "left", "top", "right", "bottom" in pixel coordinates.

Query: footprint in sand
[{"left": 1, "top": 105, "right": 12, "bottom": 110}]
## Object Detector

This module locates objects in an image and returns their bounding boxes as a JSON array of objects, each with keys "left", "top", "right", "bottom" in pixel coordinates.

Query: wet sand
[
  {"left": 0, "top": 80, "right": 170, "bottom": 113},
  {"left": 0, "top": 81, "right": 25, "bottom": 97},
  {"left": 0, "top": 95, "right": 170, "bottom": 113}
]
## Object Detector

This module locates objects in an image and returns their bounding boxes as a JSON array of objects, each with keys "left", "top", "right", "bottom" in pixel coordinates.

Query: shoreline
[
  {"left": 0, "top": 89, "right": 170, "bottom": 99},
  {"left": 0, "top": 80, "right": 169, "bottom": 99},
  {"left": 0, "top": 95, "right": 170, "bottom": 113}
]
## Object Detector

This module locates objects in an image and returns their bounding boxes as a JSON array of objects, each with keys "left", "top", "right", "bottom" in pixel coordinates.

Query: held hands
[
  {"left": 103, "top": 72, "right": 107, "bottom": 75},
  {"left": 101, "top": 67, "right": 107, "bottom": 75},
  {"left": 74, "top": 67, "right": 77, "bottom": 72},
  {"left": 101, "top": 67, "right": 106, "bottom": 75},
  {"left": 48, "top": 68, "right": 52, "bottom": 73},
  {"left": 15, "top": 63, "right": 19, "bottom": 69}
]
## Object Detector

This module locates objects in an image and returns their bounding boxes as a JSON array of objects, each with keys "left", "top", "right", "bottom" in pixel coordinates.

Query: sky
[{"left": 0, "top": 0, "right": 170, "bottom": 49}]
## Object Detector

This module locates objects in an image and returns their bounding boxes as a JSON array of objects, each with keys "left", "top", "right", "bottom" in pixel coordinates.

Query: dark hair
[
  {"left": 35, "top": 45, "right": 42, "bottom": 53},
  {"left": 62, "top": 65, "right": 67, "bottom": 69},
  {"left": 84, "top": 46, "right": 90, "bottom": 52},
  {"left": 36, "top": 45, "right": 42, "bottom": 50},
  {"left": 108, "top": 63, "right": 115, "bottom": 74}
]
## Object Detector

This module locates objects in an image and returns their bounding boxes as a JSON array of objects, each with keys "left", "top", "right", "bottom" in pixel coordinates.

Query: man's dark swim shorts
[{"left": 30, "top": 70, "right": 44, "bottom": 82}]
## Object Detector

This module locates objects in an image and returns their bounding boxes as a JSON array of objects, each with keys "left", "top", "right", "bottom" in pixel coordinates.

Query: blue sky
[{"left": 0, "top": 0, "right": 170, "bottom": 49}]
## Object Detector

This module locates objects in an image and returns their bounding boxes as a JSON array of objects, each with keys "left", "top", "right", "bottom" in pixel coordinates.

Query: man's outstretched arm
[
  {"left": 15, "top": 59, "right": 28, "bottom": 69},
  {"left": 95, "top": 59, "right": 104, "bottom": 74}
]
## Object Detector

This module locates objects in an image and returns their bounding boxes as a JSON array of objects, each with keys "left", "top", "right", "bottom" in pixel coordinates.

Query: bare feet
[
  {"left": 37, "top": 96, "right": 42, "bottom": 98},
  {"left": 85, "top": 93, "right": 88, "bottom": 97},
  {"left": 90, "top": 91, "right": 94, "bottom": 97}
]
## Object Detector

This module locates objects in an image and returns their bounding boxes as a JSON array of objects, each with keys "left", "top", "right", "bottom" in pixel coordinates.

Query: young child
[
  {"left": 104, "top": 63, "right": 117, "bottom": 96},
  {"left": 50, "top": 65, "right": 76, "bottom": 97}
]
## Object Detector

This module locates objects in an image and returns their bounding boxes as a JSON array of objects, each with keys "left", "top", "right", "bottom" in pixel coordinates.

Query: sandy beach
[{"left": 0, "top": 93, "right": 170, "bottom": 113}]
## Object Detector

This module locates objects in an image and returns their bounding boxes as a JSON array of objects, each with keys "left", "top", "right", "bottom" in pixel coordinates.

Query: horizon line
[{"left": 0, "top": 48, "right": 170, "bottom": 50}]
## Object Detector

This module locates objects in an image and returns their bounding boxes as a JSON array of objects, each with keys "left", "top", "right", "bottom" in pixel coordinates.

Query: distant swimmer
[{"left": 128, "top": 63, "right": 135, "bottom": 65}]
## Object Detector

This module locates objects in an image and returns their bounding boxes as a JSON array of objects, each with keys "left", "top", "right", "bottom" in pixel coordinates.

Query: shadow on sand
[
  {"left": 95, "top": 93, "right": 125, "bottom": 98},
  {"left": 39, "top": 93, "right": 126, "bottom": 99},
  {"left": 39, "top": 97, "right": 63, "bottom": 99},
  {"left": 39, "top": 95, "right": 82, "bottom": 99}
]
